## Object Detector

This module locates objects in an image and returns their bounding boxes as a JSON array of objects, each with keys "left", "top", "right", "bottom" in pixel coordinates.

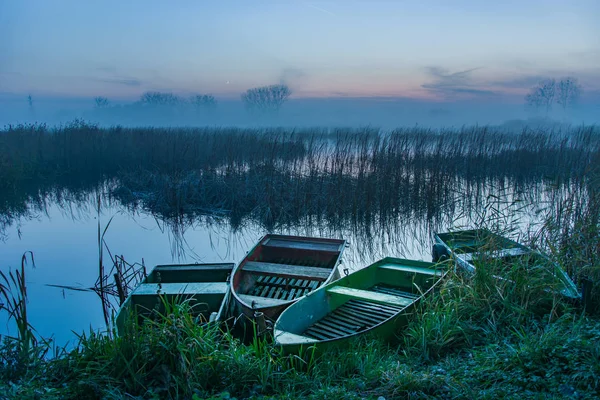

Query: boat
[
  {"left": 115, "top": 262, "right": 234, "bottom": 333},
  {"left": 273, "top": 257, "right": 447, "bottom": 353},
  {"left": 230, "top": 234, "right": 347, "bottom": 322},
  {"left": 432, "top": 228, "right": 580, "bottom": 299}
]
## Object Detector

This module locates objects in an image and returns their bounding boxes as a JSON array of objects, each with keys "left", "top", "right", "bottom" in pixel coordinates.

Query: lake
[{"left": 1, "top": 124, "right": 597, "bottom": 347}]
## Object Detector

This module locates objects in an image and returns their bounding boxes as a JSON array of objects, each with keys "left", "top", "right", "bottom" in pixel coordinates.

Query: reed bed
[
  {"left": 1, "top": 122, "right": 598, "bottom": 284},
  {"left": 5, "top": 122, "right": 593, "bottom": 227},
  {"left": 2, "top": 122, "right": 598, "bottom": 281}
]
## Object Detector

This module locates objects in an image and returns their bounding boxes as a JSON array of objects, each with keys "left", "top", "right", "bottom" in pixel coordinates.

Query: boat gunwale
[
  {"left": 274, "top": 256, "right": 448, "bottom": 346},
  {"left": 153, "top": 262, "right": 235, "bottom": 270}
]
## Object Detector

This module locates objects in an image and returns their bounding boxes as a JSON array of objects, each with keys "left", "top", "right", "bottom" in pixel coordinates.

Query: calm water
[
  {"left": 2, "top": 127, "right": 596, "bottom": 347},
  {"left": 0, "top": 192, "right": 440, "bottom": 346}
]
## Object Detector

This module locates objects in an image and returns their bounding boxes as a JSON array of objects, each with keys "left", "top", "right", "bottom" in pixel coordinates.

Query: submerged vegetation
[
  {"left": 1, "top": 122, "right": 599, "bottom": 398},
  {"left": 2, "top": 122, "right": 598, "bottom": 230}
]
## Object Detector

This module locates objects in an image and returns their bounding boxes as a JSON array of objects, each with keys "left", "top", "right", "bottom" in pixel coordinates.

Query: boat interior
[
  {"left": 127, "top": 263, "right": 234, "bottom": 322},
  {"left": 437, "top": 229, "right": 521, "bottom": 255},
  {"left": 235, "top": 236, "right": 345, "bottom": 307},
  {"left": 276, "top": 258, "right": 444, "bottom": 344}
]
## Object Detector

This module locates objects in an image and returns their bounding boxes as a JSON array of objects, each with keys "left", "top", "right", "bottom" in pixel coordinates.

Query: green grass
[{"left": 2, "top": 252, "right": 599, "bottom": 399}]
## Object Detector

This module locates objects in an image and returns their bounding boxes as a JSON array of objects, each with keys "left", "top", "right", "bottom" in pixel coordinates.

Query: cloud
[
  {"left": 330, "top": 91, "right": 351, "bottom": 97},
  {"left": 94, "top": 77, "right": 142, "bottom": 87},
  {"left": 490, "top": 75, "right": 546, "bottom": 89},
  {"left": 92, "top": 66, "right": 144, "bottom": 87},
  {"left": 304, "top": 3, "right": 336, "bottom": 17},
  {"left": 96, "top": 66, "right": 117, "bottom": 74},
  {"left": 421, "top": 66, "right": 498, "bottom": 98}
]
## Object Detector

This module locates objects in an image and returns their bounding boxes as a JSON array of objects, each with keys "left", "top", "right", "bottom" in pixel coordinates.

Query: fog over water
[{"left": 1, "top": 94, "right": 599, "bottom": 130}]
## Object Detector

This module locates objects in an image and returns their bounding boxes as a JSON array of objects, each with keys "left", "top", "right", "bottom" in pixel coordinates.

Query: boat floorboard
[
  {"left": 247, "top": 275, "right": 320, "bottom": 301},
  {"left": 303, "top": 299, "right": 402, "bottom": 340}
]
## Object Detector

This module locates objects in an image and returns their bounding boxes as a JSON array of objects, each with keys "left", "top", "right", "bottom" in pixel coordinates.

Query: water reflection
[
  {"left": 0, "top": 179, "right": 564, "bottom": 347},
  {"left": 1, "top": 126, "right": 597, "bottom": 345}
]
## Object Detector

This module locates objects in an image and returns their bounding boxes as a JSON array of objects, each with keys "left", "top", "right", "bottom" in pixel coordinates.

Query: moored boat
[
  {"left": 230, "top": 234, "right": 347, "bottom": 322},
  {"left": 433, "top": 228, "right": 580, "bottom": 299},
  {"left": 115, "top": 262, "right": 234, "bottom": 333},
  {"left": 273, "top": 257, "right": 447, "bottom": 353}
]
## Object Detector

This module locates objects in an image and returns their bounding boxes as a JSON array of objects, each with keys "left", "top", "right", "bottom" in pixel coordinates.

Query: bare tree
[
  {"left": 525, "top": 79, "right": 556, "bottom": 114},
  {"left": 94, "top": 96, "right": 110, "bottom": 108},
  {"left": 190, "top": 94, "right": 217, "bottom": 111},
  {"left": 241, "top": 84, "right": 291, "bottom": 113},
  {"left": 139, "top": 92, "right": 183, "bottom": 106},
  {"left": 556, "top": 77, "right": 582, "bottom": 113}
]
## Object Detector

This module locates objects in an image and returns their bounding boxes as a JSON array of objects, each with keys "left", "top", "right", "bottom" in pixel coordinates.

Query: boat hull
[
  {"left": 274, "top": 257, "right": 447, "bottom": 354},
  {"left": 230, "top": 234, "right": 347, "bottom": 324},
  {"left": 433, "top": 228, "right": 580, "bottom": 300},
  {"left": 115, "top": 263, "right": 234, "bottom": 334}
]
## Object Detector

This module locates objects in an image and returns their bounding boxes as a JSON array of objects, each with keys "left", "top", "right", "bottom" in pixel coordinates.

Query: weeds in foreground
[
  {"left": 0, "top": 252, "right": 47, "bottom": 370},
  {"left": 2, "top": 256, "right": 599, "bottom": 399}
]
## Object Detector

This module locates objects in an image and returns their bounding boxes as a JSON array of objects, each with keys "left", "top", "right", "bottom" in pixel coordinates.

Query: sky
[{"left": 1, "top": 0, "right": 599, "bottom": 103}]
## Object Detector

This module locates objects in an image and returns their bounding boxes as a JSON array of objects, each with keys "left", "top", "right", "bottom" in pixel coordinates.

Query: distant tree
[
  {"left": 525, "top": 77, "right": 584, "bottom": 116},
  {"left": 525, "top": 79, "right": 556, "bottom": 115},
  {"left": 94, "top": 96, "right": 110, "bottom": 108},
  {"left": 27, "top": 94, "right": 35, "bottom": 117},
  {"left": 556, "top": 77, "right": 582, "bottom": 113},
  {"left": 241, "top": 84, "right": 291, "bottom": 113},
  {"left": 139, "top": 91, "right": 183, "bottom": 106},
  {"left": 190, "top": 94, "right": 217, "bottom": 110}
]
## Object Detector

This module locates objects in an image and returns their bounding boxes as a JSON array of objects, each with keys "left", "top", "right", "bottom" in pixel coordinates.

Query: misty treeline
[
  {"left": 84, "top": 84, "right": 292, "bottom": 126},
  {"left": 525, "top": 77, "right": 583, "bottom": 115},
  {"left": 92, "top": 84, "right": 290, "bottom": 113}
]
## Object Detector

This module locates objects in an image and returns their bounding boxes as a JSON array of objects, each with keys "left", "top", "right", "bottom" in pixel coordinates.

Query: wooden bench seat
[
  {"left": 238, "top": 293, "right": 291, "bottom": 308},
  {"left": 132, "top": 282, "right": 228, "bottom": 296},
  {"left": 154, "top": 264, "right": 234, "bottom": 273},
  {"left": 458, "top": 247, "right": 530, "bottom": 262},
  {"left": 263, "top": 237, "right": 342, "bottom": 252},
  {"left": 244, "top": 261, "right": 331, "bottom": 281},
  {"left": 327, "top": 286, "right": 414, "bottom": 307},
  {"left": 378, "top": 263, "right": 443, "bottom": 276}
]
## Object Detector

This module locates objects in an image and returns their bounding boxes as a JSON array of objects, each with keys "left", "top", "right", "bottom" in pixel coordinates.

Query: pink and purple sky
[{"left": 1, "top": 0, "right": 599, "bottom": 103}]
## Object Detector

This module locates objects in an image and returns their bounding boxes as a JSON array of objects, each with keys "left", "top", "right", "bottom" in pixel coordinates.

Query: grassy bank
[
  {"left": 2, "top": 243, "right": 600, "bottom": 399},
  {"left": 1, "top": 285, "right": 599, "bottom": 399}
]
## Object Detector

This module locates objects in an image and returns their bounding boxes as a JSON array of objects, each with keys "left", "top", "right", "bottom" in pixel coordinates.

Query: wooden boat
[
  {"left": 273, "top": 257, "right": 447, "bottom": 353},
  {"left": 433, "top": 228, "right": 580, "bottom": 299},
  {"left": 115, "top": 263, "right": 234, "bottom": 333},
  {"left": 230, "top": 234, "right": 347, "bottom": 322}
]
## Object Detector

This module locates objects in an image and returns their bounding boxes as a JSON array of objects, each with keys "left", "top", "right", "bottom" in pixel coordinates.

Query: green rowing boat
[
  {"left": 115, "top": 263, "right": 234, "bottom": 334},
  {"left": 273, "top": 257, "right": 447, "bottom": 353},
  {"left": 433, "top": 228, "right": 580, "bottom": 300}
]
